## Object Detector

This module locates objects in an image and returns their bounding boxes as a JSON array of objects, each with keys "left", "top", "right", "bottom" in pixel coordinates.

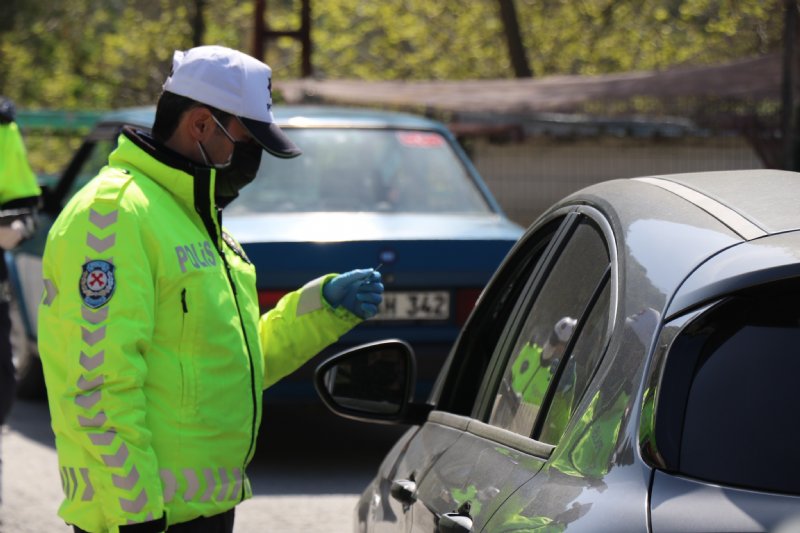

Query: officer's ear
[{"left": 184, "top": 106, "right": 216, "bottom": 143}]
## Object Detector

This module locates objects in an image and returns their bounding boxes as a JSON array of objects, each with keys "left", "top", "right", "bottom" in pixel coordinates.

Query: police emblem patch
[
  {"left": 80, "top": 260, "right": 116, "bottom": 309},
  {"left": 222, "top": 231, "right": 251, "bottom": 264}
]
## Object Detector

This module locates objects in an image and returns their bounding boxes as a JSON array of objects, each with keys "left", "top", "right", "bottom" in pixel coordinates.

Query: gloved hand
[{"left": 323, "top": 268, "right": 384, "bottom": 319}]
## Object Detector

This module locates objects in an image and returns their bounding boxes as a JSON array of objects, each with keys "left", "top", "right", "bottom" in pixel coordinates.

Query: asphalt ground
[{"left": 0, "top": 398, "right": 408, "bottom": 533}]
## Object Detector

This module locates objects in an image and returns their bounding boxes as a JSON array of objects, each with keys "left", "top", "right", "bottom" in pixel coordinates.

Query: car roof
[
  {"left": 636, "top": 169, "right": 800, "bottom": 236},
  {"left": 92, "top": 105, "right": 450, "bottom": 132},
  {"left": 557, "top": 169, "right": 800, "bottom": 319}
]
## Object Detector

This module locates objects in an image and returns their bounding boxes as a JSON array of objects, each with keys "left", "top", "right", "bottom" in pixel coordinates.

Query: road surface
[{"left": 0, "top": 398, "right": 407, "bottom": 532}]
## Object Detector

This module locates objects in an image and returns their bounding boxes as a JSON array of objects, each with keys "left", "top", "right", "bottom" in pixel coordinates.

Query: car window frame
[
  {"left": 430, "top": 207, "right": 577, "bottom": 414},
  {"left": 473, "top": 206, "right": 618, "bottom": 441},
  {"left": 643, "top": 278, "right": 800, "bottom": 496}
]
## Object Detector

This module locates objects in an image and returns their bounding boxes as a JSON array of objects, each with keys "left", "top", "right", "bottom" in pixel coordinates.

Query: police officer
[
  {"left": 0, "top": 96, "right": 41, "bottom": 506},
  {"left": 37, "top": 46, "right": 383, "bottom": 533}
]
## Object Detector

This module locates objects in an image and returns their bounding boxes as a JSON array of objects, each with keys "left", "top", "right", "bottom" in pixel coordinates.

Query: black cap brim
[{"left": 239, "top": 117, "right": 302, "bottom": 159}]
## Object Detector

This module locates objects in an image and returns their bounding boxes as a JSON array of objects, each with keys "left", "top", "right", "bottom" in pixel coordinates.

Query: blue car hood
[{"left": 223, "top": 212, "right": 524, "bottom": 243}]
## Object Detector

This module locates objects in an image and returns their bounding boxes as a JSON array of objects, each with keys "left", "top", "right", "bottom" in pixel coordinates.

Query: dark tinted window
[
  {"left": 489, "top": 220, "right": 610, "bottom": 437},
  {"left": 668, "top": 281, "right": 800, "bottom": 495}
]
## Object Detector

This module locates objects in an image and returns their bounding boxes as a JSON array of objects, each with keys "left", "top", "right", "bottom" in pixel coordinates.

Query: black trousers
[
  {"left": 73, "top": 508, "right": 235, "bottom": 533},
  {"left": 0, "top": 259, "right": 11, "bottom": 508},
  {"left": 0, "top": 258, "right": 14, "bottom": 426}
]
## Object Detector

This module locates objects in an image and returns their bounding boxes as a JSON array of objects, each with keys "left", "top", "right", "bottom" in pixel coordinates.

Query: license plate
[{"left": 375, "top": 291, "right": 450, "bottom": 320}]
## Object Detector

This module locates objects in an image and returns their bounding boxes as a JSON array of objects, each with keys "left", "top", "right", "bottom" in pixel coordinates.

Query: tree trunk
[
  {"left": 192, "top": 0, "right": 207, "bottom": 47},
  {"left": 497, "top": 0, "right": 533, "bottom": 78}
]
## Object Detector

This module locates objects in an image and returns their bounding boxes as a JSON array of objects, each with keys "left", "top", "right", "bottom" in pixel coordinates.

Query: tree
[{"left": 0, "top": 0, "right": 785, "bottom": 106}]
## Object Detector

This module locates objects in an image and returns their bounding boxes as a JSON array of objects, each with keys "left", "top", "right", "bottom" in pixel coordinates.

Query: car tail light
[
  {"left": 455, "top": 288, "right": 483, "bottom": 326},
  {"left": 258, "top": 289, "right": 289, "bottom": 312}
]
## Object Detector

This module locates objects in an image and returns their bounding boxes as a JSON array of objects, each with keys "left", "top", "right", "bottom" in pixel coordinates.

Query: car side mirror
[{"left": 315, "top": 339, "right": 430, "bottom": 424}]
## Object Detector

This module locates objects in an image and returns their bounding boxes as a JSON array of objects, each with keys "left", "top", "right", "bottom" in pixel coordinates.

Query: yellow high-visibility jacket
[
  {"left": 38, "top": 128, "right": 361, "bottom": 532},
  {"left": 0, "top": 121, "right": 42, "bottom": 204}
]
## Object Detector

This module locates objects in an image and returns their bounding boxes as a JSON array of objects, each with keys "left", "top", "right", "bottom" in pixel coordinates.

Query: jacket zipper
[
  {"left": 217, "top": 244, "right": 259, "bottom": 502},
  {"left": 194, "top": 169, "right": 258, "bottom": 502}
]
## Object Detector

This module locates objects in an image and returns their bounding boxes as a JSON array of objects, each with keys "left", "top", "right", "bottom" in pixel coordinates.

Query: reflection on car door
[{"left": 409, "top": 212, "right": 614, "bottom": 532}]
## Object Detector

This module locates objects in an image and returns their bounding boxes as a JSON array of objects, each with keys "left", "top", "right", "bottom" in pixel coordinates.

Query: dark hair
[
  {"left": 151, "top": 91, "right": 233, "bottom": 143},
  {"left": 0, "top": 97, "right": 16, "bottom": 124}
]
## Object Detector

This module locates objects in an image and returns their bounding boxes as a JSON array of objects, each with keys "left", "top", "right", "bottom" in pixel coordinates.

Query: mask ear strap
[
  {"left": 210, "top": 114, "right": 236, "bottom": 144},
  {"left": 197, "top": 141, "right": 212, "bottom": 166}
]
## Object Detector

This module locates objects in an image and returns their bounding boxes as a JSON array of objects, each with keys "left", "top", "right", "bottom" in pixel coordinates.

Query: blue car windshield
[{"left": 226, "top": 128, "right": 492, "bottom": 215}]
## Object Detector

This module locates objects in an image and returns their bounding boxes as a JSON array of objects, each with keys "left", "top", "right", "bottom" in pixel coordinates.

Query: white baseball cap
[{"left": 163, "top": 45, "right": 301, "bottom": 159}]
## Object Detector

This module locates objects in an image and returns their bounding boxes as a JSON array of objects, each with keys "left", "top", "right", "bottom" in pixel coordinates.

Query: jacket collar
[{"left": 109, "top": 127, "right": 221, "bottom": 244}]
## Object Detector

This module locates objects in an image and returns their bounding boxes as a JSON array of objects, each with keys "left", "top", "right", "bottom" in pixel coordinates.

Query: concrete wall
[{"left": 469, "top": 135, "right": 764, "bottom": 227}]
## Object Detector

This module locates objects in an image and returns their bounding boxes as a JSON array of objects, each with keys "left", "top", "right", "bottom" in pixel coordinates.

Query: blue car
[{"left": 10, "top": 105, "right": 523, "bottom": 401}]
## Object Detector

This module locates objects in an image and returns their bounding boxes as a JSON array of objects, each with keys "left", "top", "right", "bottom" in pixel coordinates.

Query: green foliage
[
  {"left": 0, "top": 0, "right": 784, "bottom": 106},
  {"left": 263, "top": 0, "right": 784, "bottom": 79},
  {"left": 0, "top": 0, "right": 786, "bottom": 174}
]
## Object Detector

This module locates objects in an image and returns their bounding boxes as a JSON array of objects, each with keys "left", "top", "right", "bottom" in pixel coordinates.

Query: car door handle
[
  {"left": 438, "top": 511, "right": 473, "bottom": 533},
  {"left": 390, "top": 478, "right": 417, "bottom": 506}
]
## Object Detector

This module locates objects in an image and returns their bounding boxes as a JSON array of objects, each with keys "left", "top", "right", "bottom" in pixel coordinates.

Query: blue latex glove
[{"left": 323, "top": 268, "right": 384, "bottom": 319}]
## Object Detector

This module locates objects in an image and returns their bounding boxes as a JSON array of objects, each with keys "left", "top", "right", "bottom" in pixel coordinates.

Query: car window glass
[
  {"left": 226, "top": 128, "right": 492, "bottom": 215},
  {"left": 488, "top": 220, "right": 609, "bottom": 437},
  {"left": 437, "top": 216, "right": 565, "bottom": 415},
  {"left": 670, "top": 281, "right": 800, "bottom": 495},
  {"left": 538, "top": 280, "right": 610, "bottom": 444},
  {"left": 66, "top": 139, "right": 117, "bottom": 204}
]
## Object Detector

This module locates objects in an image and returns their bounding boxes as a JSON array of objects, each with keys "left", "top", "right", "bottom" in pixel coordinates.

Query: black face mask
[
  {"left": 198, "top": 116, "right": 264, "bottom": 207},
  {"left": 213, "top": 140, "right": 263, "bottom": 207}
]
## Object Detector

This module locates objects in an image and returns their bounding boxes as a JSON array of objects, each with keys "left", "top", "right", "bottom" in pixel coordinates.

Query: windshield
[{"left": 226, "top": 128, "right": 492, "bottom": 215}]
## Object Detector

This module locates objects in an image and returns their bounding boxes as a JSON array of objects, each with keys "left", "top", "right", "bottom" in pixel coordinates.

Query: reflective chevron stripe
[
  {"left": 102, "top": 443, "right": 129, "bottom": 467},
  {"left": 60, "top": 466, "right": 95, "bottom": 502},
  {"left": 160, "top": 469, "right": 177, "bottom": 503},
  {"left": 81, "top": 306, "right": 109, "bottom": 324},
  {"left": 42, "top": 278, "right": 58, "bottom": 306},
  {"left": 112, "top": 465, "right": 140, "bottom": 490},
  {"left": 231, "top": 468, "right": 243, "bottom": 500},
  {"left": 81, "top": 325, "right": 106, "bottom": 346},
  {"left": 158, "top": 467, "right": 245, "bottom": 503},
  {"left": 79, "top": 350, "right": 105, "bottom": 371},
  {"left": 183, "top": 468, "right": 200, "bottom": 500},
  {"left": 78, "top": 411, "right": 107, "bottom": 428},
  {"left": 88, "top": 429, "right": 116, "bottom": 446},
  {"left": 119, "top": 489, "right": 147, "bottom": 513},
  {"left": 216, "top": 468, "right": 229, "bottom": 502},
  {"left": 89, "top": 208, "right": 118, "bottom": 229},
  {"left": 77, "top": 374, "right": 104, "bottom": 391},
  {"left": 75, "top": 390, "right": 101, "bottom": 409},
  {"left": 80, "top": 468, "right": 94, "bottom": 501},
  {"left": 86, "top": 233, "right": 116, "bottom": 253},
  {"left": 201, "top": 468, "right": 215, "bottom": 501}
]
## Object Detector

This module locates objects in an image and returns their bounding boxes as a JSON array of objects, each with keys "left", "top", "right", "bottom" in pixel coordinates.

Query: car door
[
  {"left": 365, "top": 212, "right": 568, "bottom": 533},
  {"left": 408, "top": 208, "right": 614, "bottom": 532}
]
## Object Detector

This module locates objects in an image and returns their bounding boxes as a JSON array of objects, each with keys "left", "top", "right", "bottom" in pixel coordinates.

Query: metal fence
[{"left": 469, "top": 133, "right": 764, "bottom": 227}]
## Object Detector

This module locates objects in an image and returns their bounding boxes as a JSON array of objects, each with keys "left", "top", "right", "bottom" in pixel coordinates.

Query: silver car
[{"left": 316, "top": 169, "right": 800, "bottom": 532}]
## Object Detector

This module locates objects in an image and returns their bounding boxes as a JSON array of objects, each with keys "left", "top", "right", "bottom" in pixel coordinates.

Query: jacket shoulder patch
[{"left": 80, "top": 260, "right": 116, "bottom": 308}]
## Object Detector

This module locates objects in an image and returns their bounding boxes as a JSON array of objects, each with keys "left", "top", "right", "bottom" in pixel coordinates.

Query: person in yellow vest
[
  {"left": 0, "top": 95, "right": 41, "bottom": 507},
  {"left": 37, "top": 46, "right": 384, "bottom": 533}
]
